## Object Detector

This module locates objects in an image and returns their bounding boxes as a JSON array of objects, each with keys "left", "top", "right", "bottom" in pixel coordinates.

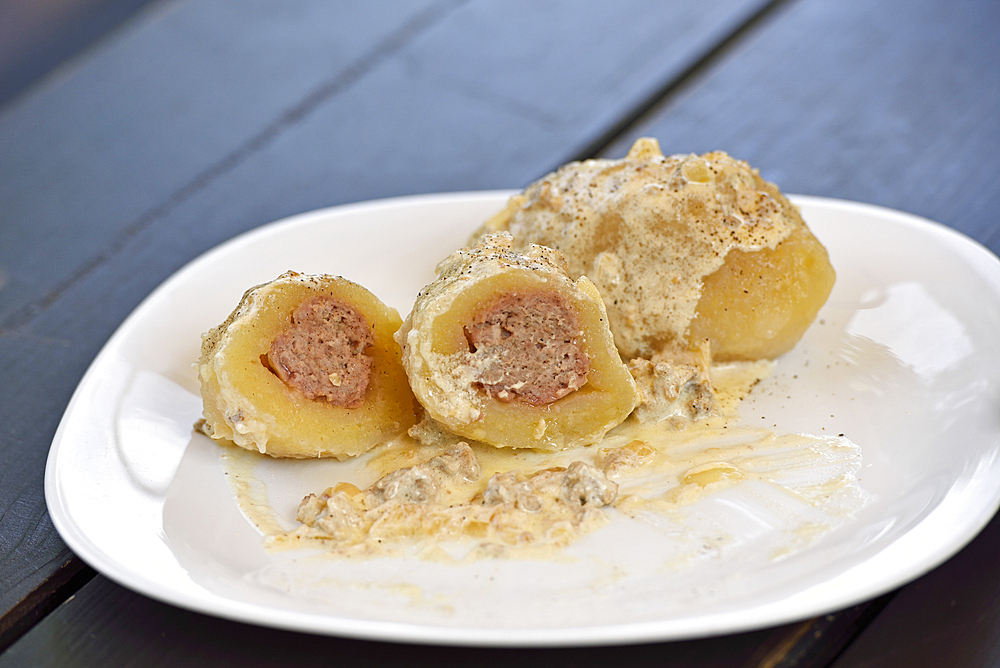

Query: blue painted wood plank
[{"left": 0, "top": 0, "right": 447, "bottom": 327}]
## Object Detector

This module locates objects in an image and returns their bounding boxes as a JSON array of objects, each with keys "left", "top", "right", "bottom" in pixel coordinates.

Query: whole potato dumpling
[
  {"left": 198, "top": 272, "right": 418, "bottom": 458},
  {"left": 475, "top": 138, "right": 835, "bottom": 361},
  {"left": 689, "top": 221, "right": 835, "bottom": 361}
]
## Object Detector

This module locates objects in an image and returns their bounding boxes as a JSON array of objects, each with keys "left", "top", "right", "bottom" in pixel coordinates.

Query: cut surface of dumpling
[
  {"left": 397, "top": 234, "right": 638, "bottom": 451},
  {"left": 198, "top": 272, "right": 417, "bottom": 458}
]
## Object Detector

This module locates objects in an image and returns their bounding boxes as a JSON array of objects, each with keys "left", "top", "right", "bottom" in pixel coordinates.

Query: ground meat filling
[
  {"left": 267, "top": 295, "right": 374, "bottom": 408},
  {"left": 464, "top": 291, "right": 590, "bottom": 406}
]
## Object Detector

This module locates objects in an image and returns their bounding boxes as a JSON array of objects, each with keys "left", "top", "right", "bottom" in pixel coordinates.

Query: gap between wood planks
[
  {"left": 747, "top": 593, "right": 896, "bottom": 668},
  {"left": 0, "top": 558, "right": 94, "bottom": 654},
  {"left": 581, "top": 0, "right": 794, "bottom": 162}
]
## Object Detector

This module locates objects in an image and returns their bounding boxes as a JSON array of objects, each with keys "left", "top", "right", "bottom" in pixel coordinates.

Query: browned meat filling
[
  {"left": 481, "top": 461, "right": 617, "bottom": 511},
  {"left": 364, "top": 443, "right": 482, "bottom": 507},
  {"left": 464, "top": 291, "right": 589, "bottom": 406},
  {"left": 267, "top": 295, "right": 374, "bottom": 407}
]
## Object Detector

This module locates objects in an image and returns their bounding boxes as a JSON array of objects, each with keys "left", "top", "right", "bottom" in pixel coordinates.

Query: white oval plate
[{"left": 45, "top": 193, "right": 1000, "bottom": 646}]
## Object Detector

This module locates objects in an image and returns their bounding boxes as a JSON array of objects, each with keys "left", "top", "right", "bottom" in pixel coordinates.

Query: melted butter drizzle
[{"left": 221, "top": 446, "right": 287, "bottom": 535}]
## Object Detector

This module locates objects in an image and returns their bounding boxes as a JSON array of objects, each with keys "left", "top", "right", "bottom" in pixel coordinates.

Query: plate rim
[{"left": 44, "top": 191, "right": 1000, "bottom": 647}]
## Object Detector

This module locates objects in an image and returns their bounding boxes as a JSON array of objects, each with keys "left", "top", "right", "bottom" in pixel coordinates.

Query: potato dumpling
[
  {"left": 198, "top": 272, "right": 417, "bottom": 458},
  {"left": 689, "top": 220, "right": 835, "bottom": 361},
  {"left": 475, "top": 137, "right": 834, "bottom": 361},
  {"left": 397, "top": 234, "right": 638, "bottom": 451}
]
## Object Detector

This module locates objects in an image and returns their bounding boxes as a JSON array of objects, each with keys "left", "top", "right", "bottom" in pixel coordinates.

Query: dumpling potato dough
[
  {"left": 198, "top": 272, "right": 417, "bottom": 458},
  {"left": 398, "top": 234, "right": 638, "bottom": 451},
  {"left": 476, "top": 138, "right": 835, "bottom": 361}
]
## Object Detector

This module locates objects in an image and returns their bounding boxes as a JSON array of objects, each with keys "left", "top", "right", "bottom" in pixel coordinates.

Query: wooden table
[{"left": 2, "top": 1, "right": 998, "bottom": 665}]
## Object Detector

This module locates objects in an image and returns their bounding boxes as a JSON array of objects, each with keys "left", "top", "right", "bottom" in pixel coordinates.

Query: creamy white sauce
[{"left": 220, "top": 361, "right": 870, "bottom": 564}]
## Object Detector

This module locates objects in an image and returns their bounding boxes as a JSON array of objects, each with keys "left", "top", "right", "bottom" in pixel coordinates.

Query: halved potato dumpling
[
  {"left": 398, "top": 234, "right": 638, "bottom": 451},
  {"left": 198, "top": 272, "right": 417, "bottom": 458}
]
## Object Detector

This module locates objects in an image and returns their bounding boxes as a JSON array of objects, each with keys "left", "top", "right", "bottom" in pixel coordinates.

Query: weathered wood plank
[
  {"left": 0, "top": 0, "right": 774, "bottom": 330},
  {"left": 0, "top": 0, "right": 157, "bottom": 108},
  {"left": 0, "top": 0, "right": 447, "bottom": 328},
  {"left": 0, "top": 557, "right": 92, "bottom": 658},
  {"left": 0, "top": 0, "right": 777, "bottom": 644}
]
